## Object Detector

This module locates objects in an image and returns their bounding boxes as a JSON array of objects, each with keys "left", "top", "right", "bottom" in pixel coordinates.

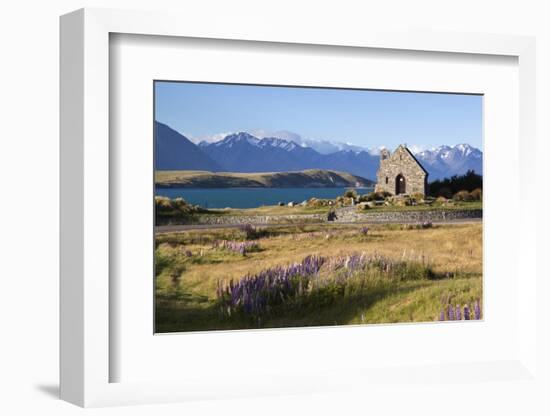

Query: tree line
[{"left": 428, "top": 170, "right": 482, "bottom": 198}]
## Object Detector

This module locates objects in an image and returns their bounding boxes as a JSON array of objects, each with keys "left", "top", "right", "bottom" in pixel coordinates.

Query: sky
[{"left": 155, "top": 81, "right": 483, "bottom": 150}]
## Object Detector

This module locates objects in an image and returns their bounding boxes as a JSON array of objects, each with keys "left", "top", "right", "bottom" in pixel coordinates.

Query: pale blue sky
[{"left": 155, "top": 81, "right": 483, "bottom": 150}]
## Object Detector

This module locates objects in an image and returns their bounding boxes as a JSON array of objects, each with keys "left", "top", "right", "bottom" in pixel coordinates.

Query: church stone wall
[{"left": 375, "top": 145, "right": 427, "bottom": 196}]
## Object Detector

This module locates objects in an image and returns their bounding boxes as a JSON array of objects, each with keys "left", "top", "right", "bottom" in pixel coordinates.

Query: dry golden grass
[{"left": 159, "top": 223, "right": 481, "bottom": 289}]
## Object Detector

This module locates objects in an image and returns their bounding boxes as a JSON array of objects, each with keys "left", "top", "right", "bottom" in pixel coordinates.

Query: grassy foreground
[{"left": 155, "top": 222, "right": 482, "bottom": 332}]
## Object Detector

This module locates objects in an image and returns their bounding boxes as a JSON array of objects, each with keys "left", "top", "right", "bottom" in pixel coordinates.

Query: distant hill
[
  {"left": 155, "top": 169, "right": 374, "bottom": 188},
  {"left": 155, "top": 122, "right": 222, "bottom": 171}
]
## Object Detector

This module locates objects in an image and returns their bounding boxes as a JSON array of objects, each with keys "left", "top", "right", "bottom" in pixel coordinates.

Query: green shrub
[
  {"left": 334, "top": 196, "right": 345, "bottom": 207},
  {"left": 155, "top": 196, "right": 208, "bottom": 225},
  {"left": 306, "top": 198, "right": 332, "bottom": 207},
  {"left": 469, "top": 188, "right": 482, "bottom": 201},
  {"left": 393, "top": 198, "right": 409, "bottom": 207},
  {"left": 411, "top": 193, "right": 425, "bottom": 202},
  {"left": 453, "top": 190, "right": 475, "bottom": 202},
  {"left": 360, "top": 191, "right": 391, "bottom": 202},
  {"left": 343, "top": 189, "right": 358, "bottom": 198}
]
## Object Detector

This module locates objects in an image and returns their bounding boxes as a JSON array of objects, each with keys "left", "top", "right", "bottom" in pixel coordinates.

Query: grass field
[{"left": 155, "top": 222, "right": 483, "bottom": 332}]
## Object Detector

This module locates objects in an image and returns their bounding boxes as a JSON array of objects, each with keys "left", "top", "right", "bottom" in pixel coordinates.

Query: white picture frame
[{"left": 60, "top": 8, "right": 538, "bottom": 408}]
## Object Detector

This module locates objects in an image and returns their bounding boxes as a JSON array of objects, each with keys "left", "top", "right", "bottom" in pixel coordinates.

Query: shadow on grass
[
  {"left": 155, "top": 280, "right": 435, "bottom": 333},
  {"left": 428, "top": 271, "right": 480, "bottom": 281}
]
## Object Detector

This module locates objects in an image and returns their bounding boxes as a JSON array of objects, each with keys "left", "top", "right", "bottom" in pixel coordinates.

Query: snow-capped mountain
[
  {"left": 258, "top": 137, "right": 299, "bottom": 151},
  {"left": 198, "top": 132, "right": 380, "bottom": 179},
  {"left": 211, "top": 132, "right": 260, "bottom": 148},
  {"left": 414, "top": 144, "right": 482, "bottom": 179},
  {"left": 284, "top": 135, "right": 369, "bottom": 155},
  {"left": 197, "top": 128, "right": 372, "bottom": 155},
  {"left": 199, "top": 132, "right": 301, "bottom": 153},
  {"left": 252, "top": 130, "right": 373, "bottom": 155}
]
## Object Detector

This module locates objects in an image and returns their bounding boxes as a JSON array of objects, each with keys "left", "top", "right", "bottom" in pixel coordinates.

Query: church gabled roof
[{"left": 400, "top": 145, "right": 429, "bottom": 176}]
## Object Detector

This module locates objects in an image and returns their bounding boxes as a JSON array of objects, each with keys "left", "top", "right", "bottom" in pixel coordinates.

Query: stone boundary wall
[
  {"left": 181, "top": 209, "right": 482, "bottom": 226},
  {"left": 193, "top": 213, "right": 326, "bottom": 225},
  {"left": 334, "top": 209, "right": 482, "bottom": 223}
]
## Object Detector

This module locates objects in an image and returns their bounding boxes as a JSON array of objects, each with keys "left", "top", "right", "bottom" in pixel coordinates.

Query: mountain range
[
  {"left": 415, "top": 144, "right": 483, "bottom": 180},
  {"left": 156, "top": 121, "right": 482, "bottom": 181}
]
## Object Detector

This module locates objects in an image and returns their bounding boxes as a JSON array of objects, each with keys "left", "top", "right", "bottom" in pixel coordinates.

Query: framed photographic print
[
  {"left": 153, "top": 81, "right": 484, "bottom": 333},
  {"left": 60, "top": 8, "right": 539, "bottom": 408}
]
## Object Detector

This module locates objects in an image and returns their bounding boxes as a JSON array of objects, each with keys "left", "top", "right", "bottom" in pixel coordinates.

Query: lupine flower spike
[{"left": 474, "top": 299, "right": 481, "bottom": 320}]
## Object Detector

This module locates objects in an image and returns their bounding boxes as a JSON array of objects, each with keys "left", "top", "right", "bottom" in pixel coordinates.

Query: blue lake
[{"left": 155, "top": 187, "right": 374, "bottom": 209}]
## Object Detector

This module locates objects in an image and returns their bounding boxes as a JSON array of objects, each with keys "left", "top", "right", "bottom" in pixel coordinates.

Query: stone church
[{"left": 375, "top": 144, "right": 428, "bottom": 196}]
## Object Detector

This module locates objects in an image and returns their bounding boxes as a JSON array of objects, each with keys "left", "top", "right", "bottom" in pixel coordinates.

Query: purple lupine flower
[
  {"left": 474, "top": 299, "right": 481, "bottom": 320},
  {"left": 448, "top": 304, "right": 455, "bottom": 321},
  {"left": 439, "top": 309, "right": 445, "bottom": 321},
  {"left": 463, "top": 304, "right": 471, "bottom": 320},
  {"left": 219, "top": 252, "right": 433, "bottom": 321},
  {"left": 216, "top": 254, "right": 326, "bottom": 318},
  {"left": 360, "top": 226, "right": 369, "bottom": 236},
  {"left": 455, "top": 305, "right": 462, "bottom": 320}
]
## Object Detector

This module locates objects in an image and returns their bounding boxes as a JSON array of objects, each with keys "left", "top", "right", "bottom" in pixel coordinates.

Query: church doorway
[{"left": 395, "top": 174, "right": 406, "bottom": 195}]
